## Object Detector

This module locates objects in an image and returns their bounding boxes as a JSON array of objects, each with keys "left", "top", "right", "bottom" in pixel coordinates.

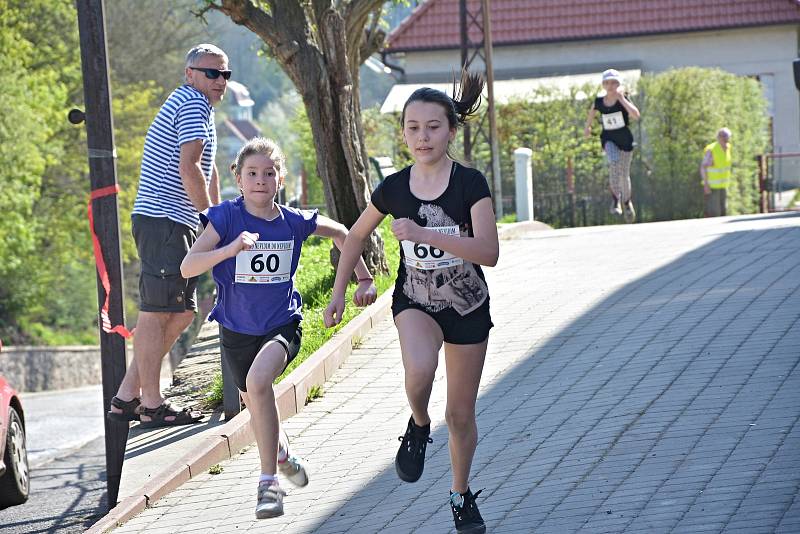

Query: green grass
[
  {"left": 305, "top": 384, "right": 323, "bottom": 405},
  {"left": 498, "top": 213, "right": 517, "bottom": 224},
  {"left": 203, "top": 218, "right": 399, "bottom": 406},
  {"left": 202, "top": 372, "right": 225, "bottom": 409}
]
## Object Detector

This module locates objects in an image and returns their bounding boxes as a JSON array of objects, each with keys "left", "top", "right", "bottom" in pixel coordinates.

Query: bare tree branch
[
  {"left": 211, "top": 0, "right": 301, "bottom": 65},
  {"left": 344, "top": 0, "right": 384, "bottom": 65}
]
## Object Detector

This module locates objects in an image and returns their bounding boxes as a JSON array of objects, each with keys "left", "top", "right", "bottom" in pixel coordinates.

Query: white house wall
[{"left": 398, "top": 25, "right": 800, "bottom": 179}]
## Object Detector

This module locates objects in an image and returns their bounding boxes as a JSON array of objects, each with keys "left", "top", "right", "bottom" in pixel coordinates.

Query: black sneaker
[
  {"left": 395, "top": 416, "right": 432, "bottom": 482},
  {"left": 450, "top": 488, "right": 486, "bottom": 533}
]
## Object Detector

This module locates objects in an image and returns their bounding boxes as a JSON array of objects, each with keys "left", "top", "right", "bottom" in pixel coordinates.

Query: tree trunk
[{"left": 213, "top": 0, "right": 388, "bottom": 274}]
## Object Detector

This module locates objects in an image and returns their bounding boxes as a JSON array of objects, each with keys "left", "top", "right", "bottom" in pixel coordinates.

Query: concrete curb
[
  {"left": 85, "top": 291, "right": 393, "bottom": 534},
  {"left": 497, "top": 219, "right": 552, "bottom": 239}
]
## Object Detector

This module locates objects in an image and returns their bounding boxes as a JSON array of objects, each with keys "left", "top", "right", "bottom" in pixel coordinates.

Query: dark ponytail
[
  {"left": 400, "top": 69, "right": 485, "bottom": 129},
  {"left": 450, "top": 70, "right": 484, "bottom": 125}
]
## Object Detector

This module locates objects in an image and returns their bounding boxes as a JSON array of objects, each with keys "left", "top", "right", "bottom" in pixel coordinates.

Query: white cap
[{"left": 602, "top": 69, "right": 622, "bottom": 83}]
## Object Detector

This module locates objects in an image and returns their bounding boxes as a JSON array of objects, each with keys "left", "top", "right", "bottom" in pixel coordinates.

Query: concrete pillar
[{"left": 514, "top": 147, "right": 534, "bottom": 221}]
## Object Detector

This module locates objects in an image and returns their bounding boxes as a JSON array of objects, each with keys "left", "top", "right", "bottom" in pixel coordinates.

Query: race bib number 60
[
  {"left": 235, "top": 240, "right": 293, "bottom": 284},
  {"left": 402, "top": 226, "right": 463, "bottom": 270}
]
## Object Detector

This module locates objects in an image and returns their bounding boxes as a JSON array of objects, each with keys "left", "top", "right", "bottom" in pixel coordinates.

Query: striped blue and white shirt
[{"left": 132, "top": 85, "right": 217, "bottom": 229}]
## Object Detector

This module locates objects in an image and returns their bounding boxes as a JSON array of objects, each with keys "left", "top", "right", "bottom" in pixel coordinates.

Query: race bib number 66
[
  {"left": 401, "top": 226, "right": 463, "bottom": 270},
  {"left": 235, "top": 240, "right": 293, "bottom": 284}
]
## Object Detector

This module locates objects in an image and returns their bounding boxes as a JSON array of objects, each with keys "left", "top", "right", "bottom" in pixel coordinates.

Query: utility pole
[
  {"left": 73, "top": 0, "right": 129, "bottom": 508},
  {"left": 459, "top": 0, "right": 503, "bottom": 218}
]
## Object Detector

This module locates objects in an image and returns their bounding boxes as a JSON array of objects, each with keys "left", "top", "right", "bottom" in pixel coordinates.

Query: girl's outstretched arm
[
  {"left": 391, "top": 197, "right": 499, "bottom": 267},
  {"left": 180, "top": 223, "right": 258, "bottom": 278},
  {"left": 324, "top": 204, "right": 386, "bottom": 327},
  {"left": 313, "top": 215, "right": 377, "bottom": 307}
]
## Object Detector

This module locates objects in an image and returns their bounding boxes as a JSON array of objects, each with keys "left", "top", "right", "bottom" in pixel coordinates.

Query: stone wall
[{"left": 0, "top": 346, "right": 103, "bottom": 392}]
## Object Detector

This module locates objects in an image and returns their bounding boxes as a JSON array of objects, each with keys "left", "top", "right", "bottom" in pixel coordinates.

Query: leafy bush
[
  {"left": 493, "top": 68, "right": 769, "bottom": 225},
  {"left": 637, "top": 67, "right": 769, "bottom": 220}
]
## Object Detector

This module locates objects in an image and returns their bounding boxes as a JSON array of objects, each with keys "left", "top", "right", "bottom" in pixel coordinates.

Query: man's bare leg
[{"left": 110, "top": 310, "right": 194, "bottom": 419}]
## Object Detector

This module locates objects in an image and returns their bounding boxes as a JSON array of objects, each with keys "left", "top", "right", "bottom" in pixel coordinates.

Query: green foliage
[
  {"left": 486, "top": 68, "right": 768, "bottom": 225},
  {"left": 203, "top": 372, "right": 225, "bottom": 409},
  {"left": 0, "top": 0, "right": 86, "bottom": 342},
  {"left": 0, "top": 0, "right": 188, "bottom": 344},
  {"left": 106, "top": 0, "right": 205, "bottom": 100},
  {"left": 287, "top": 105, "right": 325, "bottom": 207},
  {"left": 361, "top": 106, "right": 413, "bottom": 173},
  {"left": 305, "top": 384, "right": 323, "bottom": 405},
  {"left": 637, "top": 67, "right": 769, "bottom": 219}
]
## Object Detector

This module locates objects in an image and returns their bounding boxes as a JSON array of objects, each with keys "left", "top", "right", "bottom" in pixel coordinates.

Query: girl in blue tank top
[{"left": 181, "top": 137, "right": 376, "bottom": 519}]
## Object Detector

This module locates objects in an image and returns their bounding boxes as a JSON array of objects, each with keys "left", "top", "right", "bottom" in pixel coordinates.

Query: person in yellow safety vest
[{"left": 700, "top": 127, "right": 733, "bottom": 217}]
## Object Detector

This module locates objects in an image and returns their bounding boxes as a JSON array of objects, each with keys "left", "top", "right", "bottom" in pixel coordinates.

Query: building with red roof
[{"left": 382, "top": 0, "right": 800, "bottom": 174}]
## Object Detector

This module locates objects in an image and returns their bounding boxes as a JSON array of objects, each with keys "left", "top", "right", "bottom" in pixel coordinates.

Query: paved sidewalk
[{"left": 111, "top": 212, "right": 800, "bottom": 534}]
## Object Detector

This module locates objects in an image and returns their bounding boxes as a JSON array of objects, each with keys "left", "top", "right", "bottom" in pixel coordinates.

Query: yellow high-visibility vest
[{"left": 703, "top": 141, "right": 732, "bottom": 189}]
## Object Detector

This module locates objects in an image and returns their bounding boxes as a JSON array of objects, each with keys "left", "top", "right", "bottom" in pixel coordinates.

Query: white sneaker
[
  {"left": 278, "top": 454, "right": 309, "bottom": 487},
  {"left": 255, "top": 481, "right": 286, "bottom": 519},
  {"left": 610, "top": 198, "right": 622, "bottom": 215}
]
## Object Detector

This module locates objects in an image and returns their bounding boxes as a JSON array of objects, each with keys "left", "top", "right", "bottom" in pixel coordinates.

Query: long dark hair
[{"left": 400, "top": 69, "right": 485, "bottom": 129}]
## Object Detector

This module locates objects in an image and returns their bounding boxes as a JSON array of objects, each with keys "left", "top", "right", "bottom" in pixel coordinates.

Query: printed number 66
[{"left": 414, "top": 243, "right": 444, "bottom": 259}]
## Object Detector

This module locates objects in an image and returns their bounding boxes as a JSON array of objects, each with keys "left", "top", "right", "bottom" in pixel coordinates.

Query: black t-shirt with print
[
  {"left": 594, "top": 96, "right": 634, "bottom": 152},
  {"left": 371, "top": 162, "right": 492, "bottom": 316}
]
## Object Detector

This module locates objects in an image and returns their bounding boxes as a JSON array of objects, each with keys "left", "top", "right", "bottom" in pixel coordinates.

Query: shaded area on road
[
  {"left": 305, "top": 225, "right": 800, "bottom": 532},
  {"left": 0, "top": 435, "right": 108, "bottom": 533}
]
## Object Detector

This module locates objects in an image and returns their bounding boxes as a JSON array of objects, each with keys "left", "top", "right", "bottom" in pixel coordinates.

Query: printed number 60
[
  {"left": 413, "top": 243, "right": 444, "bottom": 259},
  {"left": 251, "top": 253, "right": 280, "bottom": 273}
]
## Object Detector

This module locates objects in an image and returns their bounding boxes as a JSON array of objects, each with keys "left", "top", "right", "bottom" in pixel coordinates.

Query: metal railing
[{"left": 756, "top": 152, "right": 800, "bottom": 213}]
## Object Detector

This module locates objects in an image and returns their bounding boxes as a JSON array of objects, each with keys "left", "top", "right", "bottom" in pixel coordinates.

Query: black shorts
[
  {"left": 220, "top": 321, "right": 302, "bottom": 392},
  {"left": 132, "top": 214, "right": 198, "bottom": 313},
  {"left": 391, "top": 292, "right": 493, "bottom": 345}
]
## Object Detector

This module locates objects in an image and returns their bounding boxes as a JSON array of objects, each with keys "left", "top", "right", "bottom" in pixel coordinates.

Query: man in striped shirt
[{"left": 108, "top": 44, "right": 228, "bottom": 427}]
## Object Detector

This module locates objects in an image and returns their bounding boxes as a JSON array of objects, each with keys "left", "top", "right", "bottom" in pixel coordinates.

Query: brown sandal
[
  {"left": 106, "top": 396, "right": 141, "bottom": 422},
  {"left": 138, "top": 401, "right": 203, "bottom": 429}
]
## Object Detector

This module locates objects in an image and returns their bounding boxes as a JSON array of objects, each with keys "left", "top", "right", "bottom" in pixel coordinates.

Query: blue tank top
[{"left": 202, "top": 197, "right": 318, "bottom": 335}]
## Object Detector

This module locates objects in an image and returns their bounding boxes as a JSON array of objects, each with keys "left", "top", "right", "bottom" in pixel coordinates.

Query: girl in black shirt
[
  {"left": 325, "top": 70, "right": 497, "bottom": 534},
  {"left": 584, "top": 68, "right": 641, "bottom": 222}
]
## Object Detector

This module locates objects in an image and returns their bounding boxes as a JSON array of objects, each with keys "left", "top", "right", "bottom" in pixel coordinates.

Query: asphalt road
[
  {"left": 0, "top": 386, "right": 110, "bottom": 532},
  {"left": 24, "top": 385, "right": 106, "bottom": 468},
  {"left": 0, "top": 434, "right": 108, "bottom": 533}
]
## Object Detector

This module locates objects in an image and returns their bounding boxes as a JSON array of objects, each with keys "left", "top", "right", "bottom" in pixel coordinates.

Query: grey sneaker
[
  {"left": 278, "top": 454, "right": 309, "bottom": 487},
  {"left": 624, "top": 200, "right": 636, "bottom": 223},
  {"left": 610, "top": 198, "right": 622, "bottom": 215},
  {"left": 255, "top": 481, "right": 286, "bottom": 519}
]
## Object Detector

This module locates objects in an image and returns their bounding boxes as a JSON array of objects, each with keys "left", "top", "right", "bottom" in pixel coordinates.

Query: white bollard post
[{"left": 514, "top": 147, "right": 534, "bottom": 221}]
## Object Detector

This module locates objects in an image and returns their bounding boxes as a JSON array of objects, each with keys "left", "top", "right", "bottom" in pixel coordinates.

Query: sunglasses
[{"left": 189, "top": 67, "right": 232, "bottom": 80}]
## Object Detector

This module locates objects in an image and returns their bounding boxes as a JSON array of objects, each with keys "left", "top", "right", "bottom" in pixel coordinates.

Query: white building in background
[
  {"left": 383, "top": 0, "right": 800, "bottom": 186},
  {"left": 216, "top": 81, "right": 262, "bottom": 199}
]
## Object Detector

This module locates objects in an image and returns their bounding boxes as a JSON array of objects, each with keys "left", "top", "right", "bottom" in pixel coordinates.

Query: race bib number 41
[
  {"left": 402, "top": 226, "right": 463, "bottom": 270},
  {"left": 235, "top": 240, "right": 293, "bottom": 284},
  {"left": 602, "top": 111, "right": 625, "bottom": 131}
]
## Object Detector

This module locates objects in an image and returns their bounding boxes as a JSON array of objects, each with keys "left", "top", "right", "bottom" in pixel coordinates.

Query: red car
[{"left": 0, "top": 339, "right": 30, "bottom": 507}]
